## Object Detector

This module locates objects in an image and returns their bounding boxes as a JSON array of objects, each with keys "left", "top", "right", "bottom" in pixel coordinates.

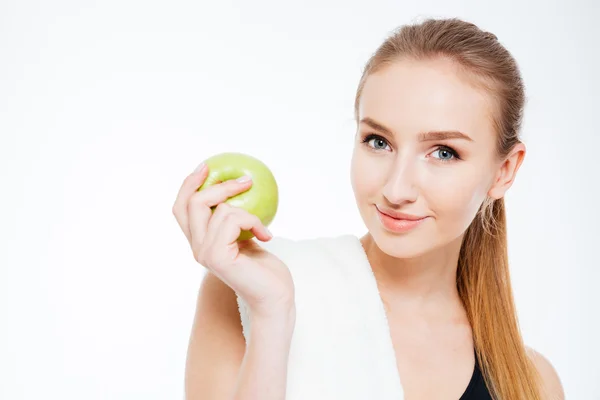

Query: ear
[{"left": 488, "top": 142, "right": 526, "bottom": 199}]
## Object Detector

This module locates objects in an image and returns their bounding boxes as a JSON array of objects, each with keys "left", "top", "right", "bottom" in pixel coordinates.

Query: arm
[
  {"left": 184, "top": 271, "right": 295, "bottom": 400},
  {"left": 526, "top": 347, "right": 565, "bottom": 400}
]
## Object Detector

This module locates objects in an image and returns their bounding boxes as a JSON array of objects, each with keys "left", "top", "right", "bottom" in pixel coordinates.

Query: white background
[{"left": 1, "top": 0, "right": 598, "bottom": 398}]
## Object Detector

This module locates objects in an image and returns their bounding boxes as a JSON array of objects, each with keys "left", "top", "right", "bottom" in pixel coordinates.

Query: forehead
[{"left": 358, "top": 58, "right": 496, "bottom": 142}]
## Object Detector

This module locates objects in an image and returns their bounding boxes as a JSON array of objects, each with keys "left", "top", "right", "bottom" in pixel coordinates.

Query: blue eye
[
  {"left": 362, "top": 134, "right": 391, "bottom": 151},
  {"left": 431, "top": 146, "right": 459, "bottom": 162}
]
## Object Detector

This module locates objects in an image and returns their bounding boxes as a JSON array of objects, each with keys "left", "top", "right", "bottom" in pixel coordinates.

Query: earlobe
[{"left": 487, "top": 142, "right": 526, "bottom": 199}]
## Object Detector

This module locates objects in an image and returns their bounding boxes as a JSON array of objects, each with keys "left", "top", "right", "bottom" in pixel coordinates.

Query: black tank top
[{"left": 460, "top": 355, "right": 492, "bottom": 400}]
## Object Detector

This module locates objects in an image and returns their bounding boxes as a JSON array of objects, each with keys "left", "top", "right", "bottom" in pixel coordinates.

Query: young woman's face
[{"left": 351, "top": 57, "right": 511, "bottom": 258}]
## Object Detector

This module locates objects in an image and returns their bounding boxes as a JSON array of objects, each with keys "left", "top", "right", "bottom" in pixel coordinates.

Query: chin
[
  {"left": 370, "top": 229, "right": 435, "bottom": 259},
  {"left": 367, "top": 217, "right": 467, "bottom": 260}
]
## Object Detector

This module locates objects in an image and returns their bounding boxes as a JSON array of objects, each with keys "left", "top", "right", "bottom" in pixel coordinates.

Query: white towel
[{"left": 237, "top": 234, "right": 405, "bottom": 399}]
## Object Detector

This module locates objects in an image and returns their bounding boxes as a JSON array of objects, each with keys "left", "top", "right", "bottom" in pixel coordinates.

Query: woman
[{"left": 172, "top": 18, "right": 565, "bottom": 400}]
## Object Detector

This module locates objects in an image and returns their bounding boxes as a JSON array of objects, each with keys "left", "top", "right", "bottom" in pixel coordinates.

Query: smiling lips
[{"left": 375, "top": 205, "right": 428, "bottom": 233}]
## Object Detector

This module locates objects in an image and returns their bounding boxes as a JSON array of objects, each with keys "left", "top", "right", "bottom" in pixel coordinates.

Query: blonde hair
[{"left": 354, "top": 18, "right": 541, "bottom": 399}]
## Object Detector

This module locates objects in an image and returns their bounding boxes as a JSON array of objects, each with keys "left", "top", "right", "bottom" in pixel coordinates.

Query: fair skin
[
  {"left": 351, "top": 56, "right": 564, "bottom": 399},
  {"left": 174, "top": 56, "right": 564, "bottom": 399},
  {"left": 173, "top": 171, "right": 295, "bottom": 400}
]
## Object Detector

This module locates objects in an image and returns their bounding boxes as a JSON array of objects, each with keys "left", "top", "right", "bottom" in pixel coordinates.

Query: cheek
[
  {"left": 350, "top": 150, "right": 382, "bottom": 199},
  {"left": 424, "top": 165, "right": 489, "bottom": 226}
]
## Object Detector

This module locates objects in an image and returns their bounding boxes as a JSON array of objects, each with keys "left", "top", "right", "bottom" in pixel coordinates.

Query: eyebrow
[{"left": 359, "top": 117, "right": 474, "bottom": 142}]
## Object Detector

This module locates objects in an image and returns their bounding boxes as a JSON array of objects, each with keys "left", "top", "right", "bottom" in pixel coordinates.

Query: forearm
[{"left": 232, "top": 310, "right": 295, "bottom": 400}]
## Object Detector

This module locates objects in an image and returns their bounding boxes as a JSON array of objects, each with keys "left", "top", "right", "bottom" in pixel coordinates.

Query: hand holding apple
[
  {"left": 171, "top": 153, "right": 294, "bottom": 318},
  {"left": 197, "top": 152, "right": 279, "bottom": 241}
]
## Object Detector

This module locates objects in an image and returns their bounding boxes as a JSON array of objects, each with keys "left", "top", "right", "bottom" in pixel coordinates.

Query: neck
[{"left": 360, "top": 233, "right": 465, "bottom": 317}]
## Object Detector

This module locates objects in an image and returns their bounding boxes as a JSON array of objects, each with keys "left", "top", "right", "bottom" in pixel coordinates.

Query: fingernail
[
  {"left": 193, "top": 162, "right": 206, "bottom": 173},
  {"left": 236, "top": 175, "right": 251, "bottom": 183},
  {"left": 265, "top": 227, "right": 273, "bottom": 237}
]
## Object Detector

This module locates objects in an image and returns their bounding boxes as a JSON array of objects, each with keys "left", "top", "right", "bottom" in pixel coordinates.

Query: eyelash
[{"left": 360, "top": 133, "right": 461, "bottom": 162}]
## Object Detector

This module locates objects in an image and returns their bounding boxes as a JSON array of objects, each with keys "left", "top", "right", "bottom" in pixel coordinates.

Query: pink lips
[{"left": 376, "top": 206, "right": 428, "bottom": 233}]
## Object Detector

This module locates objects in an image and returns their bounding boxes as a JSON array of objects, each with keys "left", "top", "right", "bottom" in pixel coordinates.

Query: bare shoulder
[
  {"left": 526, "top": 346, "right": 565, "bottom": 400},
  {"left": 184, "top": 271, "right": 245, "bottom": 400}
]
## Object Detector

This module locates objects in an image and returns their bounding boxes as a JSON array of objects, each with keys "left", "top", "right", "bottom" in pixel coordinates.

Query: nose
[{"left": 381, "top": 156, "right": 419, "bottom": 206}]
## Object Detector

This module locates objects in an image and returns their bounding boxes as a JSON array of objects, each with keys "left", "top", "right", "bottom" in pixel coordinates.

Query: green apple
[{"left": 197, "top": 152, "right": 279, "bottom": 241}]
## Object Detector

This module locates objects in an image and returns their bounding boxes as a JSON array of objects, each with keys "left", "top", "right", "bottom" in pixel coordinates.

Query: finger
[
  {"left": 210, "top": 204, "right": 272, "bottom": 243},
  {"left": 172, "top": 165, "right": 209, "bottom": 240},
  {"left": 190, "top": 175, "right": 253, "bottom": 209},
  {"left": 173, "top": 164, "right": 209, "bottom": 214},
  {"left": 187, "top": 176, "right": 253, "bottom": 245},
  {"left": 203, "top": 204, "right": 271, "bottom": 262}
]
